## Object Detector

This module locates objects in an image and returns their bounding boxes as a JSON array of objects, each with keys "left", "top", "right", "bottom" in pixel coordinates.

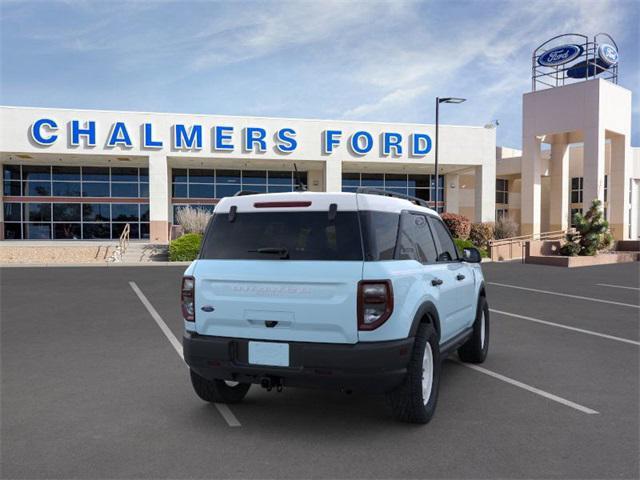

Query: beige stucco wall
[{"left": 457, "top": 172, "right": 476, "bottom": 221}]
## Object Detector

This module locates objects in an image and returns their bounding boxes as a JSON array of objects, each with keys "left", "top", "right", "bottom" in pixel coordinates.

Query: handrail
[
  {"left": 488, "top": 228, "right": 575, "bottom": 263},
  {"left": 119, "top": 223, "right": 131, "bottom": 254},
  {"left": 106, "top": 223, "right": 131, "bottom": 262},
  {"left": 489, "top": 229, "right": 570, "bottom": 247}
]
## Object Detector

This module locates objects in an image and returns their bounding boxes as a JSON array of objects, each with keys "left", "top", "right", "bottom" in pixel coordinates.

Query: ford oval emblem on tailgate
[{"left": 201, "top": 305, "right": 215, "bottom": 312}]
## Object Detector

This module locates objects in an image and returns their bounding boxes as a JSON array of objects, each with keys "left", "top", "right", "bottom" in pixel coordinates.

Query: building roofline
[
  {"left": 0, "top": 104, "right": 490, "bottom": 130},
  {"left": 523, "top": 78, "right": 633, "bottom": 98}
]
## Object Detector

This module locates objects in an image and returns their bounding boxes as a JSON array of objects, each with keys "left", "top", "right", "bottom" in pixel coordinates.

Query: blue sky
[{"left": 1, "top": 0, "right": 638, "bottom": 148}]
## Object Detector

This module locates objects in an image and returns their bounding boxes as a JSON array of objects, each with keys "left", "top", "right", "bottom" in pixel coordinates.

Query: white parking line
[
  {"left": 130, "top": 282, "right": 183, "bottom": 357},
  {"left": 455, "top": 361, "right": 599, "bottom": 415},
  {"left": 129, "top": 281, "right": 241, "bottom": 427},
  {"left": 214, "top": 404, "right": 241, "bottom": 427},
  {"left": 490, "top": 308, "right": 640, "bottom": 346},
  {"left": 488, "top": 282, "right": 640, "bottom": 309},
  {"left": 596, "top": 283, "right": 640, "bottom": 291}
]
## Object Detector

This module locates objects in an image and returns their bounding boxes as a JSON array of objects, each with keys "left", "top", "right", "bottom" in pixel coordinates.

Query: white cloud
[
  {"left": 188, "top": 1, "right": 411, "bottom": 71},
  {"left": 343, "top": 85, "right": 429, "bottom": 117},
  {"left": 338, "top": 0, "right": 629, "bottom": 122}
]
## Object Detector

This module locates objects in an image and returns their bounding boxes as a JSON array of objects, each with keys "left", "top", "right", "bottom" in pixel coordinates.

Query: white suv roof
[{"left": 214, "top": 192, "right": 439, "bottom": 216}]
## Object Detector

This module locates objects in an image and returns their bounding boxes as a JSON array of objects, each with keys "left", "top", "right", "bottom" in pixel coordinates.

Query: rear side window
[
  {"left": 396, "top": 212, "right": 438, "bottom": 263},
  {"left": 428, "top": 217, "right": 458, "bottom": 261},
  {"left": 200, "top": 211, "right": 363, "bottom": 261},
  {"left": 359, "top": 211, "right": 399, "bottom": 261}
]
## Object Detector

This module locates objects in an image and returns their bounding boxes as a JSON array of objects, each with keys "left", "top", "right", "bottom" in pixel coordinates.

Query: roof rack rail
[
  {"left": 233, "top": 190, "right": 261, "bottom": 196},
  {"left": 355, "top": 187, "right": 430, "bottom": 208}
]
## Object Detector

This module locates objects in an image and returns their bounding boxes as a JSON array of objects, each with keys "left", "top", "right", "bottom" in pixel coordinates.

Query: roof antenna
[{"left": 293, "top": 163, "right": 307, "bottom": 192}]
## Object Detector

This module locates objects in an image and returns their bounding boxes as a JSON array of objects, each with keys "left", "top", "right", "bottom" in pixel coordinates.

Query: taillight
[
  {"left": 357, "top": 280, "right": 393, "bottom": 330},
  {"left": 253, "top": 201, "right": 312, "bottom": 208},
  {"left": 181, "top": 276, "right": 195, "bottom": 322}
]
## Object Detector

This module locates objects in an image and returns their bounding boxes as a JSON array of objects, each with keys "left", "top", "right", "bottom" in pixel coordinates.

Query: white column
[
  {"left": 521, "top": 135, "right": 542, "bottom": 236},
  {"left": 474, "top": 163, "right": 495, "bottom": 223},
  {"left": 582, "top": 126, "right": 605, "bottom": 211},
  {"left": 148, "top": 153, "right": 170, "bottom": 244},
  {"left": 549, "top": 134, "right": 570, "bottom": 231},
  {"left": 609, "top": 134, "right": 631, "bottom": 240},
  {"left": 324, "top": 159, "right": 342, "bottom": 193},
  {"left": 307, "top": 169, "right": 324, "bottom": 192},
  {"left": 445, "top": 173, "right": 459, "bottom": 214}
]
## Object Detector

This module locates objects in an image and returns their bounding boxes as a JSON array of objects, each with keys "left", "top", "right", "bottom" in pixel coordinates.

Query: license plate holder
[{"left": 248, "top": 341, "right": 290, "bottom": 367}]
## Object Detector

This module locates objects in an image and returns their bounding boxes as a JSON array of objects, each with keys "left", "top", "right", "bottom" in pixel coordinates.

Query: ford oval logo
[
  {"left": 598, "top": 44, "right": 618, "bottom": 66},
  {"left": 538, "top": 44, "right": 583, "bottom": 67}
]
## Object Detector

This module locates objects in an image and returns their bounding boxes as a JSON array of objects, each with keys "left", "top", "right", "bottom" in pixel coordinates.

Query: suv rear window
[{"left": 200, "top": 211, "right": 363, "bottom": 261}]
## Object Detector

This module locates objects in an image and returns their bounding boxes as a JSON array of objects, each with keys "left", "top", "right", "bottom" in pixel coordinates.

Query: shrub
[
  {"left": 560, "top": 199, "right": 613, "bottom": 256},
  {"left": 469, "top": 222, "right": 495, "bottom": 248},
  {"left": 175, "top": 206, "right": 213, "bottom": 235},
  {"left": 454, "top": 238, "right": 474, "bottom": 252},
  {"left": 454, "top": 238, "right": 488, "bottom": 258},
  {"left": 169, "top": 233, "right": 202, "bottom": 261},
  {"left": 559, "top": 241, "right": 581, "bottom": 257},
  {"left": 441, "top": 213, "right": 471, "bottom": 240},
  {"left": 494, "top": 216, "right": 519, "bottom": 239}
]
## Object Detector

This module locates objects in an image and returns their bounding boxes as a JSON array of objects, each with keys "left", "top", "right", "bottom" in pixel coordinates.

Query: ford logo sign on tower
[
  {"left": 532, "top": 33, "right": 619, "bottom": 91},
  {"left": 598, "top": 43, "right": 618, "bottom": 66},
  {"left": 537, "top": 44, "right": 583, "bottom": 67}
]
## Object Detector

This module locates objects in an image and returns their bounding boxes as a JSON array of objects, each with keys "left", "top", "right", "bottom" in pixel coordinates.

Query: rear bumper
[{"left": 183, "top": 331, "right": 414, "bottom": 393}]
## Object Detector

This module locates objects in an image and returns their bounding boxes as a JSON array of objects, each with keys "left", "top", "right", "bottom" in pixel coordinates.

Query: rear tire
[
  {"left": 387, "top": 322, "right": 441, "bottom": 424},
  {"left": 458, "top": 296, "right": 489, "bottom": 363},
  {"left": 190, "top": 369, "right": 251, "bottom": 404}
]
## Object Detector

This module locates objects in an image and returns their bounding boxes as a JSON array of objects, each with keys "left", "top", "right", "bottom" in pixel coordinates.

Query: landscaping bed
[{"left": 525, "top": 251, "right": 639, "bottom": 268}]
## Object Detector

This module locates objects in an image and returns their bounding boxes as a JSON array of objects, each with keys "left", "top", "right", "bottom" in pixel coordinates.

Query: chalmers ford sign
[{"left": 29, "top": 118, "right": 434, "bottom": 157}]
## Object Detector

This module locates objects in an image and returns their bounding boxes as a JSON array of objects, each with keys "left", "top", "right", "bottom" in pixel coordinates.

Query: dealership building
[
  {"left": 0, "top": 107, "right": 498, "bottom": 243},
  {"left": 0, "top": 34, "right": 638, "bottom": 245}
]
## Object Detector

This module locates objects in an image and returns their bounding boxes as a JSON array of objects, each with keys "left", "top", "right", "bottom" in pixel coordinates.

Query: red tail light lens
[
  {"left": 181, "top": 276, "right": 195, "bottom": 322},
  {"left": 357, "top": 280, "right": 393, "bottom": 330}
]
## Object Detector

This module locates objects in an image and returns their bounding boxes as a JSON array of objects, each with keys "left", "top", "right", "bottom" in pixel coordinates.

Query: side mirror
[{"left": 462, "top": 247, "right": 482, "bottom": 263}]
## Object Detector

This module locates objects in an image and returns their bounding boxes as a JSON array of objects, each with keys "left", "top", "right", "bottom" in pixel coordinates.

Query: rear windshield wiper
[{"left": 248, "top": 247, "right": 290, "bottom": 259}]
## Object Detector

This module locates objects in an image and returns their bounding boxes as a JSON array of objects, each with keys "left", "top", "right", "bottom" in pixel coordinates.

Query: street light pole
[
  {"left": 434, "top": 96, "right": 466, "bottom": 212},
  {"left": 435, "top": 97, "right": 440, "bottom": 210}
]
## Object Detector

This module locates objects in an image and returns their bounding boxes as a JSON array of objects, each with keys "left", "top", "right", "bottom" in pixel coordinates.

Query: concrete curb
[{"left": 0, "top": 262, "right": 192, "bottom": 268}]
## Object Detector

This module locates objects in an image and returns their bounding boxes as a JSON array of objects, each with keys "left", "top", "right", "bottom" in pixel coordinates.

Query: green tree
[{"left": 560, "top": 199, "right": 613, "bottom": 256}]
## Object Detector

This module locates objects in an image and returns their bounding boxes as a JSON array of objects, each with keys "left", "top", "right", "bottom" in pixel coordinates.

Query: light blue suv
[{"left": 182, "top": 189, "right": 489, "bottom": 423}]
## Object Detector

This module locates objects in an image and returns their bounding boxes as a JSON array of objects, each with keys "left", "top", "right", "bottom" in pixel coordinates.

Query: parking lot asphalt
[{"left": 1, "top": 261, "right": 638, "bottom": 479}]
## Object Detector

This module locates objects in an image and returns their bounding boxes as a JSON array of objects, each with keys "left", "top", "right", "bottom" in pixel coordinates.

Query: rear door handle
[
  {"left": 431, "top": 278, "right": 443, "bottom": 286},
  {"left": 456, "top": 274, "right": 465, "bottom": 281}
]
